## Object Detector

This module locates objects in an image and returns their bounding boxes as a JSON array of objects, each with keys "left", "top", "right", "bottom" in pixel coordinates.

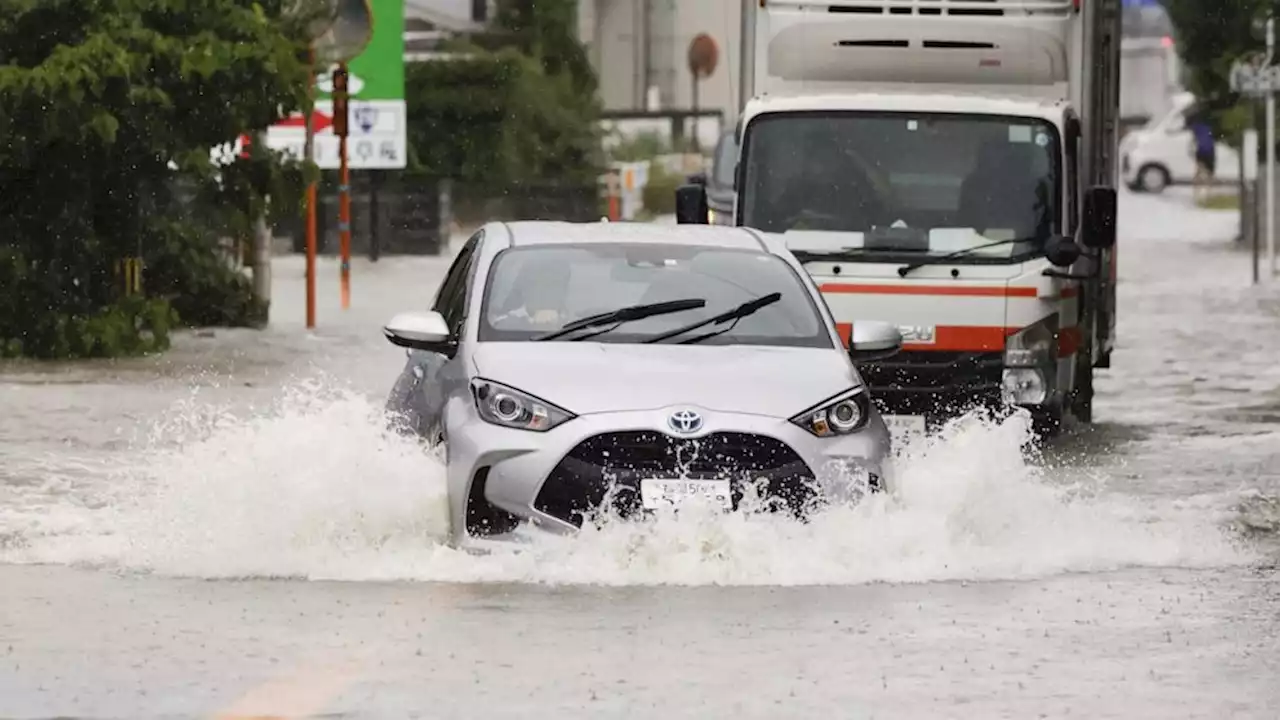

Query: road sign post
[
  {"left": 305, "top": 47, "right": 320, "bottom": 328},
  {"left": 333, "top": 63, "right": 353, "bottom": 309},
  {"left": 270, "top": 0, "right": 406, "bottom": 171},
  {"left": 1231, "top": 27, "right": 1279, "bottom": 281}
]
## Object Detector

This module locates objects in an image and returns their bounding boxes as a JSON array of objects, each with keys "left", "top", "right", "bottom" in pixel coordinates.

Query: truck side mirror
[
  {"left": 674, "top": 184, "right": 709, "bottom": 225},
  {"left": 685, "top": 172, "right": 708, "bottom": 187},
  {"left": 1081, "top": 186, "right": 1117, "bottom": 249}
]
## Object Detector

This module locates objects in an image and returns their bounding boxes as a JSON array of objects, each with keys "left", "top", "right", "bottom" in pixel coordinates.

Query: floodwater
[{"left": 1, "top": 189, "right": 1279, "bottom": 718}]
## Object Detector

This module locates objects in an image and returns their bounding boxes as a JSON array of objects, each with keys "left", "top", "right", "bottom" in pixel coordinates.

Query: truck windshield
[{"left": 739, "top": 112, "right": 1061, "bottom": 263}]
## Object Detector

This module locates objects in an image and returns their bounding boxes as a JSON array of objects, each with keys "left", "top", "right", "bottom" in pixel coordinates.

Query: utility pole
[
  {"left": 304, "top": 48, "right": 318, "bottom": 328},
  {"left": 1268, "top": 16, "right": 1276, "bottom": 280}
]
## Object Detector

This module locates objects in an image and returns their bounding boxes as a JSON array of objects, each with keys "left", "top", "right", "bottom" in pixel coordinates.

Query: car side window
[
  {"left": 432, "top": 232, "right": 481, "bottom": 318},
  {"left": 435, "top": 233, "right": 482, "bottom": 335}
]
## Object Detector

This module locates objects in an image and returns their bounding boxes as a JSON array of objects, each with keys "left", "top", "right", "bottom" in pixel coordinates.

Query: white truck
[
  {"left": 675, "top": 0, "right": 1121, "bottom": 436},
  {"left": 1119, "top": 34, "right": 1182, "bottom": 131}
]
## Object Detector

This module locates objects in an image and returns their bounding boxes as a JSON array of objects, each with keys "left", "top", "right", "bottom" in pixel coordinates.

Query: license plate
[
  {"left": 639, "top": 478, "right": 733, "bottom": 510},
  {"left": 883, "top": 414, "right": 926, "bottom": 439}
]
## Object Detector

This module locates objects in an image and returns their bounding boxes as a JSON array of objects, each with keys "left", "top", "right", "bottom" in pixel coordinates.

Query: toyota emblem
[{"left": 667, "top": 409, "right": 704, "bottom": 435}]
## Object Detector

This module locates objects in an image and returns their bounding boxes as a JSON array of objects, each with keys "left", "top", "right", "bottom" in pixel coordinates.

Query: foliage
[
  {"left": 606, "top": 130, "right": 699, "bottom": 162},
  {"left": 404, "top": 0, "right": 602, "bottom": 185},
  {"left": 493, "top": 0, "right": 598, "bottom": 100},
  {"left": 0, "top": 244, "right": 176, "bottom": 359},
  {"left": 1163, "top": 0, "right": 1279, "bottom": 144},
  {"left": 642, "top": 164, "right": 682, "bottom": 218},
  {"left": 0, "top": 0, "right": 319, "bottom": 358}
]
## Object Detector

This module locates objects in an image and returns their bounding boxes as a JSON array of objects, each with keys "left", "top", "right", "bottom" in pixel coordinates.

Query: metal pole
[
  {"left": 335, "top": 61, "right": 352, "bottom": 309},
  {"left": 250, "top": 132, "right": 273, "bottom": 317},
  {"left": 304, "top": 47, "right": 317, "bottom": 329},
  {"left": 739, "top": 0, "right": 755, "bottom": 115},
  {"left": 369, "top": 172, "right": 381, "bottom": 262},
  {"left": 1267, "top": 18, "right": 1276, "bottom": 281},
  {"left": 1254, "top": 180, "right": 1262, "bottom": 285},
  {"left": 339, "top": 132, "right": 351, "bottom": 309}
]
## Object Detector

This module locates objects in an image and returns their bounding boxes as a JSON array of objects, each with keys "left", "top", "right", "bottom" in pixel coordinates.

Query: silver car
[{"left": 382, "top": 221, "right": 904, "bottom": 548}]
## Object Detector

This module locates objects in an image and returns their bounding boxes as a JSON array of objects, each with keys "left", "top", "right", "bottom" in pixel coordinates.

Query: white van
[{"left": 1120, "top": 92, "right": 1240, "bottom": 193}]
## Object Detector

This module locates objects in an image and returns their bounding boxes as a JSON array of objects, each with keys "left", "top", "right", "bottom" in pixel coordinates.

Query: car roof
[{"left": 497, "top": 220, "right": 787, "bottom": 254}]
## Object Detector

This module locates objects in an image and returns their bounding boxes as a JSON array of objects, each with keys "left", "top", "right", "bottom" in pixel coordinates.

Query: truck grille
[
  {"left": 534, "top": 431, "right": 817, "bottom": 528},
  {"left": 822, "top": 0, "right": 1073, "bottom": 17},
  {"left": 860, "top": 350, "right": 1005, "bottom": 416}
]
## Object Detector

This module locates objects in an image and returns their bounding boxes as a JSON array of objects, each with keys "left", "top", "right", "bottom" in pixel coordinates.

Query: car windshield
[
  {"left": 479, "top": 243, "right": 831, "bottom": 348},
  {"left": 740, "top": 112, "right": 1060, "bottom": 263}
]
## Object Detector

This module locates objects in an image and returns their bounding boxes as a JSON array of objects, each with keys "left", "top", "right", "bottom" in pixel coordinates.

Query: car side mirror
[
  {"left": 1043, "top": 234, "right": 1082, "bottom": 268},
  {"left": 383, "top": 310, "right": 456, "bottom": 355},
  {"left": 674, "top": 183, "right": 709, "bottom": 224},
  {"left": 848, "top": 320, "right": 903, "bottom": 363},
  {"left": 1081, "top": 186, "right": 1117, "bottom": 249}
]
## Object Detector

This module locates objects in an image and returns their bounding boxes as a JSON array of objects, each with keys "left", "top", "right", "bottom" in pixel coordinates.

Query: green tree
[
  {"left": 0, "top": 0, "right": 318, "bottom": 358},
  {"left": 1163, "top": 0, "right": 1277, "bottom": 142},
  {"left": 404, "top": 0, "right": 601, "bottom": 185}
]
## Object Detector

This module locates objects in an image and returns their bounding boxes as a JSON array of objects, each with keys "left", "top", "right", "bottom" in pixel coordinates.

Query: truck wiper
[
  {"left": 533, "top": 298, "right": 706, "bottom": 341},
  {"left": 789, "top": 247, "right": 880, "bottom": 263},
  {"left": 896, "top": 236, "right": 1037, "bottom": 277},
  {"left": 642, "top": 292, "right": 782, "bottom": 345}
]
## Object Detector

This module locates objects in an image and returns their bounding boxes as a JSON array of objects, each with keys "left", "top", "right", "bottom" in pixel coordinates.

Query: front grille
[
  {"left": 534, "top": 431, "right": 817, "bottom": 528},
  {"left": 861, "top": 350, "right": 1005, "bottom": 415},
  {"left": 824, "top": 0, "right": 1072, "bottom": 17}
]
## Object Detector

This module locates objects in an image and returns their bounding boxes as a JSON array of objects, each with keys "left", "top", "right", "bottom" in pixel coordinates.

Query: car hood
[{"left": 471, "top": 343, "right": 858, "bottom": 417}]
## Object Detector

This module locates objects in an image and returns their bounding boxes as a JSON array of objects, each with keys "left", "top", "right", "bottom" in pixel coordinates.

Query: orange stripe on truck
[
  {"left": 821, "top": 283, "right": 1038, "bottom": 298},
  {"left": 821, "top": 283, "right": 1081, "bottom": 300}
]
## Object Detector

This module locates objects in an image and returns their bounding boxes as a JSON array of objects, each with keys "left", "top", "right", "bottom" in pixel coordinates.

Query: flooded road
[{"left": 2, "top": 190, "right": 1279, "bottom": 718}]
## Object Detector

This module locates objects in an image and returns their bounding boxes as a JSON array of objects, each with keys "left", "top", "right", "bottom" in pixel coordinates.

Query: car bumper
[{"left": 449, "top": 405, "right": 893, "bottom": 538}]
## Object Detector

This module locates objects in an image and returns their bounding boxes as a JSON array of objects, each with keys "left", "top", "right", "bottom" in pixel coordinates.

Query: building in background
[
  {"left": 404, "top": 0, "right": 491, "bottom": 60},
  {"left": 578, "top": 0, "right": 743, "bottom": 124}
]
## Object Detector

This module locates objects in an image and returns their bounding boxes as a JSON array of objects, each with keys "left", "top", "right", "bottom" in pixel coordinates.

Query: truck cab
[{"left": 676, "top": 0, "right": 1121, "bottom": 435}]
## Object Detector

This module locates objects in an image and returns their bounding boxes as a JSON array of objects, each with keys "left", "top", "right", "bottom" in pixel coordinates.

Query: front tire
[{"left": 1137, "top": 163, "right": 1170, "bottom": 194}]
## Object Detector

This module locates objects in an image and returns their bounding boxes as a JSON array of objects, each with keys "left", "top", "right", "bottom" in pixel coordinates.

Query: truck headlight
[
  {"left": 1001, "top": 368, "right": 1048, "bottom": 405},
  {"left": 1001, "top": 315, "right": 1058, "bottom": 405}
]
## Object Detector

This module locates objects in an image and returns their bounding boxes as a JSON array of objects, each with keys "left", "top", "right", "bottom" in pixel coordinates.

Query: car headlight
[
  {"left": 469, "top": 379, "right": 575, "bottom": 432},
  {"left": 1004, "top": 314, "right": 1058, "bottom": 368},
  {"left": 790, "top": 388, "right": 872, "bottom": 438}
]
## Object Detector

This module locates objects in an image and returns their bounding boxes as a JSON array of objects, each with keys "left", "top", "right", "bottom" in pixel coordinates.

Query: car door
[{"left": 395, "top": 232, "right": 482, "bottom": 442}]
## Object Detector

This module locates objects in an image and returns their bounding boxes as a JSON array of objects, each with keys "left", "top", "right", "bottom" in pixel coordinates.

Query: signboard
[
  {"left": 1230, "top": 59, "right": 1280, "bottom": 97},
  {"left": 266, "top": 0, "right": 406, "bottom": 169}
]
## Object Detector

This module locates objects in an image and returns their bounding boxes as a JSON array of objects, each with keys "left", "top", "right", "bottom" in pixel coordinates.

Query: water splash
[{"left": 0, "top": 378, "right": 1260, "bottom": 585}]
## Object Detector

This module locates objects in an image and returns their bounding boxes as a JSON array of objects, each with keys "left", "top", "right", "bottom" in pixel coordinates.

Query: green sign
[{"left": 317, "top": 0, "right": 404, "bottom": 102}]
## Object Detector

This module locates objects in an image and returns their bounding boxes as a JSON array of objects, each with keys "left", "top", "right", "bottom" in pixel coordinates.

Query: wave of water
[{"left": 0, "top": 377, "right": 1262, "bottom": 585}]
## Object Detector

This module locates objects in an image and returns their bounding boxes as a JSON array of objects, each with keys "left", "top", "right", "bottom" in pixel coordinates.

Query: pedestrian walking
[{"left": 1189, "top": 112, "right": 1217, "bottom": 203}]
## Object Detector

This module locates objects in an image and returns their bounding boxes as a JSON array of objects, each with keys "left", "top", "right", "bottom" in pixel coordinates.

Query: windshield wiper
[
  {"left": 896, "top": 236, "right": 1037, "bottom": 277},
  {"left": 532, "top": 298, "right": 706, "bottom": 341},
  {"left": 642, "top": 292, "right": 782, "bottom": 345},
  {"left": 790, "top": 247, "right": 881, "bottom": 263}
]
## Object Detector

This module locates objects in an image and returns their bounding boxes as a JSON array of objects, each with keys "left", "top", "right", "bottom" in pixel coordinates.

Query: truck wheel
[{"left": 1071, "top": 352, "right": 1095, "bottom": 424}]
